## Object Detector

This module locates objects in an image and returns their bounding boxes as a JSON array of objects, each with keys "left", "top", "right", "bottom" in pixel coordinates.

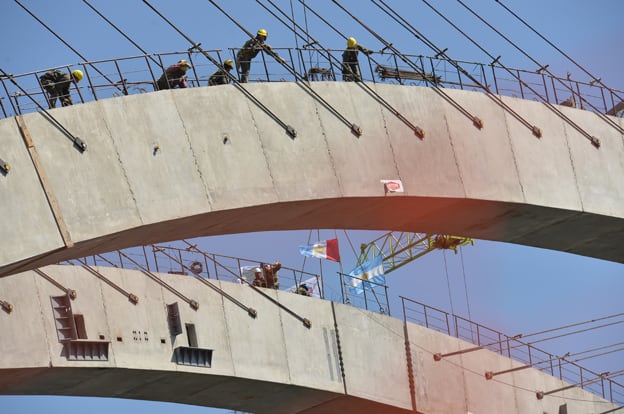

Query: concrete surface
[
  {"left": 0, "top": 265, "right": 618, "bottom": 413},
  {"left": 0, "top": 83, "right": 623, "bottom": 278}
]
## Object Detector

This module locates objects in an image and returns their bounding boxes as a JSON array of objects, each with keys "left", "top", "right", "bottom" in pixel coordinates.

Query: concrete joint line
[
  {"left": 402, "top": 323, "right": 418, "bottom": 412},
  {"left": 314, "top": 103, "right": 343, "bottom": 196},
  {"left": 379, "top": 107, "right": 402, "bottom": 181},
  {"left": 503, "top": 110, "right": 527, "bottom": 202},
  {"left": 330, "top": 301, "right": 348, "bottom": 395},
  {"left": 442, "top": 113, "right": 467, "bottom": 198},
  {"left": 173, "top": 97, "right": 213, "bottom": 207},
  {"left": 98, "top": 109, "right": 142, "bottom": 224},
  {"left": 15, "top": 115, "right": 73, "bottom": 248},
  {"left": 246, "top": 100, "right": 279, "bottom": 200},
  {"left": 563, "top": 123, "right": 585, "bottom": 211}
]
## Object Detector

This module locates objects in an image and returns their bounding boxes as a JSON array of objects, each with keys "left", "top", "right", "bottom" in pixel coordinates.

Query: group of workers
[
  {"left": 39, "top": 29, "right": 372, "bottom": 108},
  {"left": 248, "top": 261, "right": 312, "bottom": 297}
]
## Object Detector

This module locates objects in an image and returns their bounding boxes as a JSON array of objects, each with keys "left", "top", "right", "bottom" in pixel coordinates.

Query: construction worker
[
  {"left": 236, "top": 29, "right": 286, "bottom": 83},
  {"left": 157, "top": 59, "right": 192, "bottom": 90},
  {"left": 342, "top": 37, "right": 373, "bottom": 82},
  {"left": 263, "top": 261, "right": 281, "bottom": 289},
  {"left": 208, "top": 59, "right": 234, "bottom": 86},
  {"left": 296, "top": 284, "right": 311, "bottom": 296},
  {"left": 252, "top": 267, "right": 267, "bottom": 288},
  {"left": 39, "top": 69, "right": 83, "bottom": 108}
]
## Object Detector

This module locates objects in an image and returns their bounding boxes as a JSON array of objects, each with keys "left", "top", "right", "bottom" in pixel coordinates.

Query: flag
[
  {"left": 286, "top": 276, "right": 321, "bottom": 298},
  {"left": 240, "top": 265, "right": 260, "bottom": 284},
  {"left": 348, "top": 255, "right": 385, "bottom": 295},
  {"left": 298, "top": 238, "right": 341, "bottom": 262}
]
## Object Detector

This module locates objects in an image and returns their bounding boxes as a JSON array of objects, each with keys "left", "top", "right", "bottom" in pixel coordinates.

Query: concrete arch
[
  {"left": 0, "top": 265, "right": 617, "bottom": 413},
  {"left": 0, "top": 82, "right": 623, "bottom": 277}
]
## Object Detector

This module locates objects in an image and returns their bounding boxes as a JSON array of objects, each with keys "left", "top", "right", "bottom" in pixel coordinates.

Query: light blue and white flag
[{"left": 348, "top": 255, "right": 385, "bottom": 295}]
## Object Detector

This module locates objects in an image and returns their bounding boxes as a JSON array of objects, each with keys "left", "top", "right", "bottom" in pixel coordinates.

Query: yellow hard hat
[
  {"left": 347, "top": 37, "right": 357, "bottom": 48},
  {"left": 178, "top": 59, "right": 191, "bottom": 70},
  {"left": 72, "top": 69, "right": 83, "bottom": 81},
  {"left": 257, "top": 28, "right": 268, "bottom": 37}
]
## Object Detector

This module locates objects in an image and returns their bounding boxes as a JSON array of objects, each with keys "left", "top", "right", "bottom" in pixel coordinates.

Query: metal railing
[
  {"left": 1, "top": 48, "right": 622, "bottom": 119},
  {"left": 401, "top": 296, "right": 624, "bottom": 404},
  {"left": 64, "top": 242, "right": 323, "bottom": 298}
]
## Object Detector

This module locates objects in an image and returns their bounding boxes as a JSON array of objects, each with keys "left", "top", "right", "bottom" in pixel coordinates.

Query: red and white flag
[{"left": 298, "top": 238, "right": 341, "bottom": 262}]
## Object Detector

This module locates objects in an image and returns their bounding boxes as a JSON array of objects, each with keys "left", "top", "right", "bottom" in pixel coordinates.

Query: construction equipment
[
  {"left": 356, "top": 232, "right": 474, "bottom": 275},
  {"left": 375, "top": 64, "right": 441, "bottom": 84}
]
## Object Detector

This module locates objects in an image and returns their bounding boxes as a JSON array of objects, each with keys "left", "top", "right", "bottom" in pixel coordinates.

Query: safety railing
[
  {"left": 401, "top": 296, "right": 624, "bottom": 404},
  {"left": 339, "top": 272, "right": 391, "bottom": 316},
  {"left": 1, "top": 47, "right": 622, "bottom": 120},
  {"left": 62, "top": 242, "right": 323, "bottom": 299}
]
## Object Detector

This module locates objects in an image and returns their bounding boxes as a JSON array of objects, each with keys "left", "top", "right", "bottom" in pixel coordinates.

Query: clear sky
[{"left": 1, "top": 1, "right": 623, "bottom": 413}]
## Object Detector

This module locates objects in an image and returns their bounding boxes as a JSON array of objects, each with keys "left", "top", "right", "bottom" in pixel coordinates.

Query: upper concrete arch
[{"left": 0, "top": 82, "right": 623, "bottom": 276}]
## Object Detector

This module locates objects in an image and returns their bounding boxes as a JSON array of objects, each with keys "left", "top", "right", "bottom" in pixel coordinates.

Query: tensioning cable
[
  {"left": 371, "top": 0, "right": 544, "bottom": 138},
  {"left": 452, "top": 0, "right": 613, "bottom": 145},
  {"left": 494, "top": 0, "right": 624, "bottom": 106},
  {"left": 301, "top": 0, "right": 483, "bottom": 130},
  {"left": 82, "top": 0, "right": 162, "bottom": 68},
  {"left": 14, "top": 0, "right": 126, "bottom": 95},
  {"left": 206, "top": 0, "right": 364, "bottom": 137},
  {"left": 142, "top": 0, "right": 297, "bottom": 139},
  {"left": 259, "top": 0, "right": 425, "bottom": 138}
]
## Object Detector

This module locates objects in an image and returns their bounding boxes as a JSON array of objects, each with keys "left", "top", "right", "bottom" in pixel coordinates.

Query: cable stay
[
  {"left": 494, "top": 0, "right": 624, "bottom": 108},
  {"left": 371, "top": 0, "right": 544, "bottom": 138},
  {"left": 81, "top": 0, "right": 162, "bottom": 69},
  {"left": 69, "top": 258, "right": 139, "bottom": 304},
  {"left": 154, "top": 244, "right": 258, "bottom": 318},
  {"left": 456, "top": 0, "right": 624, "bottom": 136},
  {"left": 1, "top": 68, "right": 87, "bottom": 152},
  {"left": 142, "top": 0, "right": 297, "bottom": 139},
  {"left": 356, "top": 232, "right": 474, "bottom": 275},
  {"left": 206, "top": 0, "right": 363, "bottom": 137},
  {"left": 33, "top": 268, "right": 77, "bottom": 299},
  {"left": 14, "top": 0, "right": 126, "bottom": 96},
  {"left": 257, "top": 0, "right": 425, "bottom": 138},
  {"left": 183, "top": 240, "right": 312, "bottom": 328},
  {"left": 452, "top": 0, "right": 614, "bottom": 145},
  {"left": 320, "top": 0, "right": 484, "bottom": 130}
]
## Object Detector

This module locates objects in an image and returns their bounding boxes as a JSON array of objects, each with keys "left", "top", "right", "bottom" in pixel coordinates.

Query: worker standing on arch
[
  {"left": 342, "top": 37, "right": 373, "bottom": 82},
  {"left": 236, "top": 29, "right": 286, "bottom": 83}
]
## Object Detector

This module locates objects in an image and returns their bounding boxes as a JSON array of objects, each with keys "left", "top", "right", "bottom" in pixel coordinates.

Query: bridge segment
[
  {"left": 0, "top": 82, "right": 622, "bottom": 277},
  {"left": 0, "top": 265, "right": 618, "bottom": 413},
  {"left": 0, "top": 82, "right": 624, "bottom": 275}
]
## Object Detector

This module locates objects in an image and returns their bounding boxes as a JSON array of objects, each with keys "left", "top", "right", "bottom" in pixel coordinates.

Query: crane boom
[{"left": 356, "top": 232, "right": 474, "bottom": 274}]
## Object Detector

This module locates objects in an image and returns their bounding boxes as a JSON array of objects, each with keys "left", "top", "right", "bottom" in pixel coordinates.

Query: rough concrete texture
[
  {"left": 0, "top": 265, "right": 617, "bottom": 413},
  {"left": 0, "top": 83, "right": 623, "bottom": 276}
]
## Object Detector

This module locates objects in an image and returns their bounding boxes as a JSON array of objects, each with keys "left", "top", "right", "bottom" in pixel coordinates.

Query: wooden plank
[{"left": 15, "top": 115, "right": 74, "bottom": 248}]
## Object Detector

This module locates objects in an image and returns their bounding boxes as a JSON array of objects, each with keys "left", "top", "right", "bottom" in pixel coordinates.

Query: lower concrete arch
[
  {"left": 0, "top": 265, "right": 618, "bottom": 413},
  {"left": 0, "top": 82, "right": 623, "bottom": 277}
]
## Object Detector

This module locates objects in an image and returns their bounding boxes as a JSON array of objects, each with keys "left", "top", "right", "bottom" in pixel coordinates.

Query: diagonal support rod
[
  {"left": 259, "top": 0, "right": 425, "bottom": 138},
  {"left": 206, "top": 0, "right": 363, "bottom": 137},
  {"left": 142, "top": 0, "right": 297, "bottom": 139}
]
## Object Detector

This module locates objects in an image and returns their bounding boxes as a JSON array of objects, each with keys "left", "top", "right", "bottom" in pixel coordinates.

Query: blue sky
[{"left": 1, "top": 0, "right": 623, "bottom": 412}]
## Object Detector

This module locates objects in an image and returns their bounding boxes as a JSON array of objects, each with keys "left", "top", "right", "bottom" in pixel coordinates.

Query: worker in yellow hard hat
[
  {"left": 39, "top": 68, "right": 83, "bottom": 108},
  {"left": 157, "top": 59, "right": 192, "bottom": 90},
  {"left": 208, "top": 58, "right": 235, "bottom": 86},
  {"left": 236, "top": 28, "right": 286, "bottom": 83},
  {"left": 342, "top": 37, "right": 373, "bottom": 82}
]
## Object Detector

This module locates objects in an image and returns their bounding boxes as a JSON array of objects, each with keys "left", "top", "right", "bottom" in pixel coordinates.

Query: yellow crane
[{"left": 356, "top": 232, "right": 474, "bottom": 274}]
